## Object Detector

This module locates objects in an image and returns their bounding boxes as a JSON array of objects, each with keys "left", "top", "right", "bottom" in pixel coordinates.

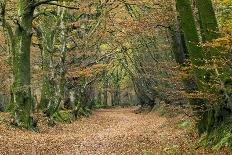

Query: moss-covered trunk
[
  {"left": 40, "top": 6, "right": 67, "bottom": 122},
  {"left": 176, "top": 0, "right": 211, "bottom": 133},
  {"left": 195, "top": 0, "right": 231, "bottom": 133},
  {"left": 11, "top": 0, "right": 35, "bottom": 128},
  {"left": 196, "top": 0, "right": 219, "bottom": 42},
  {"left": 176, "top": 0, "right": 204, "bottom": 78},
  {"left": 40, "top": 30, "right": 55, "bottom": 110},
  {"left": 58, "top": 6, "right": 67, "bottom": 110}
]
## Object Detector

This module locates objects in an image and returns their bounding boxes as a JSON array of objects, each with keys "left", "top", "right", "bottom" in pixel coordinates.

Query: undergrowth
[
  {"left": 53, "top": 111, "right": 73, "bottom": 123},
  {"left": 153, "top": 103, "right": 186, "bottom": 118},
  {"left": 155, "top": 103, "right": 232, "bottom": 152},
  {"left": 196, "top": 120, "right": 232, "bottom": 152}
]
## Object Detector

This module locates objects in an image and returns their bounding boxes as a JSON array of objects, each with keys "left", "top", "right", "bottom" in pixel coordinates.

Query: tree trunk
[
  {"left": 57, "top": 6, "right": 67, "bottom": 110},
  {"left": 195, "top": 0, "right": 231, "bottom": 133},
  {"left": 176, "top": 0, "right": 210, "bottom": 133},
  {"left": 39, "top": 26, "right": 55, "bottom": 110},
  {"left": 103, "top": 71, "right": 108, "bottom": 106},
  {"left": 196, "top": 0, "right": 219, "bottom": 42},
  {"left": 11, "top": 0, "right": 35, "bottom": 128}
]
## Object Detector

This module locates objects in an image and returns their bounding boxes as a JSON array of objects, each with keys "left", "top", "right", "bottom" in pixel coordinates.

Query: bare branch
[{"left": 45, "top": 2, "right": 79, "bottom": 10}]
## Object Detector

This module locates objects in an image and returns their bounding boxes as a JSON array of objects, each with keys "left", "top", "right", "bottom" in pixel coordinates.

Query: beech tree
[
  {"left": 175, "top": 0, "right": 232, "bottom": 134},
  {"left": 0, "top": 0, "right": 78, "bottom": 128}
]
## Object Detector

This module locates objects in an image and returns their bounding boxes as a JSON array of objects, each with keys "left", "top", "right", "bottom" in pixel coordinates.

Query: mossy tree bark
[
  {"left": 39, "top": 25, "right": 56, "bottom": 110},
  {"left": 11, "top": 0, "right": 35, "bottom": 128},
  {"left": 176, "top": 0, "right": 212, "bottom": 133},
  {"left": 195, "top": 0, "right": 231, "bottom": 133},
  {"left": 38, "top": 6, "right": 67, "bottom": 122},
  {"left": 58, "top": 6, "right": 67, "bottom": 110},
  {"left": 176, "top": 0, "right": 204, "bottom": 79},
  {"left": 196, "top": 0, "right": 219, "bottom": 42}
]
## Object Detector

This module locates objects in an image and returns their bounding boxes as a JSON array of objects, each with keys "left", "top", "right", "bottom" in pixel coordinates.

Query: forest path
[{"left": 0, "top": 107, "right": 197, "bottom": 155}]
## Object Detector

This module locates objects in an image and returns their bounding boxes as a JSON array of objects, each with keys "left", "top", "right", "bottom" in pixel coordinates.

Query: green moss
[
  {"left": 176, "top": 0, "right": 218, "bottom": 134},
  {"left": 0, "top": 114, "right": 3, "bottom": 123},
  {"left": 176, "top": 0, "right": 203, "bottom": 58},
  {"left": 176, "top": 120, "right": 191, "bottom": 129},
  {"left": 10, "top": 0, "right": 35, "bottom": 129},
  {"left": 196, "top": 0, "right": 219, "bottom": 42},
  {"left": 196, "top": 121, "right": 232, "bottom": 151},
  {"left": 72, "top": 106, "right": 92, "bottom": 119},
  {"left": 53, "top": 111, "right": 73, "bottom": 123}
]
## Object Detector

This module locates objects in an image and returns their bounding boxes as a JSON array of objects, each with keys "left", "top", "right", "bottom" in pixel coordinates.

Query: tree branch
[
  {"left": 34, "top": 0, "right": 58, "bottom": 7},
  {"left": 34, "top": 1, "right": 79, "bottom": 10},
  {"left": 45, "top": 2, "right": 79, "bottom": 10}
]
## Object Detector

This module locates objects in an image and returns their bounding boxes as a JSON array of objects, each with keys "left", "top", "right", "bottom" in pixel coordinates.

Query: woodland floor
[{"left": 0, "top": 107, "right": 223, "bottom": 155}]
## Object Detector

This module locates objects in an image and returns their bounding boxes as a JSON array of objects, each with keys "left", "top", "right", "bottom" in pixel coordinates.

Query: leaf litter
[{"left": 0, "top": 107, "right": 224, "bottom": 155}]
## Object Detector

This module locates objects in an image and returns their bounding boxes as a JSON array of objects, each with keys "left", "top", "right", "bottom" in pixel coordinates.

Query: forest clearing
[{"left": 0, "top": 0, "right": 232, "bottom": 154}]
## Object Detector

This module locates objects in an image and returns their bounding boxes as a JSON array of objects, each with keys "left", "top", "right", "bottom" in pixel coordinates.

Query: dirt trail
[{"left": 0, "top": 107, "right": 199, "bottom": 155}]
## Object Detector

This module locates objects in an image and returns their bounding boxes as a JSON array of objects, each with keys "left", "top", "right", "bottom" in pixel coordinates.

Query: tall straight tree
[
  {"left": 175, "top": 0, "right": 211, "bottom": 133},
  {"left": 195, "top": 0, "right": 232, "bottom": 133},
  {"left": 176, "top": 0, "right": 204, "bottom": 86},
  {"left": 39, "top": 16, "right": 57, "bottom": 110},
  {"left": 11, "top": 0, "right": 35, "bottom": 128},
  {"left": 196, "top": 0, "right": 219, "bottom": 42}
]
